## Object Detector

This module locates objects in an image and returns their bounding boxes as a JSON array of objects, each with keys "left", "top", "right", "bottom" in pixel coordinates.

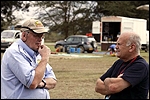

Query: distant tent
[{"left": 136, "top": 4, "right": 149, "bottom": 11}]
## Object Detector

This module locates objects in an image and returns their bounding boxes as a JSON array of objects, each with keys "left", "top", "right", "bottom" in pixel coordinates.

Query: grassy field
[
  {"left": 1, "top": 43, "right": 149, "bottom": 99},
  {"left": 46, "top": 44, "right": 149, "bottom": 99}
]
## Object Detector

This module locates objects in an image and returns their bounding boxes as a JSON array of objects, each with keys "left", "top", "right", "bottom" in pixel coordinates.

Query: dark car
[{"left": 54, "top": 35, "right": 97, "bottom": 53}]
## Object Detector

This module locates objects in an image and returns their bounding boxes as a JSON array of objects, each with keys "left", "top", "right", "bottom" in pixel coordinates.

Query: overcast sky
[
  {"left": 13, "top": 6, "right": 39, "bottom": 24},
  {"left": 12, "top": 6, "right": 50, "bottom": 30}
]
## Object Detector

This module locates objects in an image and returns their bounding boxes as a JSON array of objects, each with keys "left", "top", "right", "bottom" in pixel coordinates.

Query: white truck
[
  {"left": 1, "top": 30, "right": 22, "bottom": 51},
  {"left": 92, "top": 16, "right": 148, "bottom": 51},
  {"left": 1, "top": 29, "right": 45, "bottom": 51}
]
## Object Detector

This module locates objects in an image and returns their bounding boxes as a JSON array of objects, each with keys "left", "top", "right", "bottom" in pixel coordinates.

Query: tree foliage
[
  {"left": 34, "top": 1, "right": 149, "bottom": 39},
  {"left": 1, "top": 1, "right": 149, "bottom": 39},
  {"left": 34, "top": 1, "right": 97, "bottom": 38},
  {"left": 1, "top": 1, "right": 30, "bottom": 31},
  {"left": 95, "top": 1, "right": 149, "bottom": 19}
]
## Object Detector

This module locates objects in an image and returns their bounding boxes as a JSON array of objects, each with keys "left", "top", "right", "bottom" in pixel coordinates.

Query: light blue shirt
[
  {"left": 110, "top": 44, "right": 116, "bottom": 49},
  {"left": 1, "top": 39, "right": 57, "bottom": 99}
]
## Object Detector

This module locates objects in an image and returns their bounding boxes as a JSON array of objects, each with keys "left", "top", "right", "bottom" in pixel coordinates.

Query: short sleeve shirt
[{"left": 100, "top": 56, "right": 149, "bottom": 99}]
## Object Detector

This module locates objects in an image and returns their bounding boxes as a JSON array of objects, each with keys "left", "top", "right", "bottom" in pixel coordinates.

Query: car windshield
[{"left": 1, "top": 31, "right": 15, "bottom": 38}]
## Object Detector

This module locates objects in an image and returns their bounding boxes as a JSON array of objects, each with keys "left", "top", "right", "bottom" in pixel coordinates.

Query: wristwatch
[{"left": 41, "top": 79, "right": 46, "bottom": 88}]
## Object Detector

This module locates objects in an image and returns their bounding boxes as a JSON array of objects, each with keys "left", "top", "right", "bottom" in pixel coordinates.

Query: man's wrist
[{"left": 41, "top": 79, "right": 46, "bottom": 88}]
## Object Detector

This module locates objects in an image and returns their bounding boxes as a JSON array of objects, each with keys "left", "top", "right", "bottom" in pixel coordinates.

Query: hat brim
[{"left": 32, "top": 28, "right": 48, "bottom": 34}]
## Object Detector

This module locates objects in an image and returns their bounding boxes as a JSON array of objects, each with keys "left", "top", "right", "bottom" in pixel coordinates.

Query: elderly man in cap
[{"left": 1, "top": 19, "right": 57, "bottom": 99}]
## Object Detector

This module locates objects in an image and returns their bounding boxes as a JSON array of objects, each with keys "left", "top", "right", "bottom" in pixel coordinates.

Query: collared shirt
[{"left": 1, "top": 39, "right": 57, "bottom": 99}]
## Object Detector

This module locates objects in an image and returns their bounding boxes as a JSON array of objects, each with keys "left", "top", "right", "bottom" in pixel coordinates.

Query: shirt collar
[{"left": 16, "top": 39, "right": 39, "bottom": 57}]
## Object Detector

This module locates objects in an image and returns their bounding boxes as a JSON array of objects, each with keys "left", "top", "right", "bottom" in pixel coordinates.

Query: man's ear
[
  {"left": 22, "top": 32, "right": 27, "bottom": 42},
  {"left": 129, "top": 44, "right": 135, "bottom": 52}
]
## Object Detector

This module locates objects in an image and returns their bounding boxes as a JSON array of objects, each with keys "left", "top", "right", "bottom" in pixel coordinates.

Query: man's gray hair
[{"left": 126, "top": 33, "right": 141, "bottom": 54}]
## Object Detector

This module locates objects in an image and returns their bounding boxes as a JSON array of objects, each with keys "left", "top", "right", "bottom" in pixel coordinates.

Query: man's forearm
[
  {"left": 29, "top": 59, "right": 47, "bottom": 89},
  {"left": 35, "top": 59, "right": 47, "bottom": 81},
  {"left": 95, "top": 78, "right": 109, "bottom": 95}
]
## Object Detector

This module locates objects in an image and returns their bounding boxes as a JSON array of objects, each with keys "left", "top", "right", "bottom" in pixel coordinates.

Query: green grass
[
  {"left": 45, "top": 43, "right": 149, "bottom": 99},
  {"left": 1, "top": 43, "right": 149, "bottom": 99}
]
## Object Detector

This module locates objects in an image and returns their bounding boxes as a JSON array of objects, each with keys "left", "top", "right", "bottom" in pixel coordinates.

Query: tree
[
  {"left": 94, "top": 1, "right": 149, "bottom": 18},
  {"left": 34, "top": 1, "right": 98, "bottom": 38},
  {"left": 3, "top": 1, "right": 148, "bottom": 40},
  {"left": 1, "top": 1, "right": 30, "bottom": 31},
  {"left": 94, "top": 1, "right": 149, "bottom": 30}
]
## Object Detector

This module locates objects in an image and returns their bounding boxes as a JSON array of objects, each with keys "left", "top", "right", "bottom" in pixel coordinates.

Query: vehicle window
[
  {"left": 74, "top": 37, "right": 82, "bottom": 42},
  {"left": 81, "top": 38, "right": 85, "bottom": 42},
  {"left": 1, "top": 31, "right": 14, "bottom": 38},
  {"left": 66, "top": 37, "right": 74, "bottom": 42}
]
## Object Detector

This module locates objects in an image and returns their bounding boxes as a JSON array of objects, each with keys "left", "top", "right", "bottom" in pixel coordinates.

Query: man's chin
[
  {"left": 34, "top": 47, "right": 40, "bottom": 52},
  {"left": 116, "top": 54, "right": 120, "bottom": 58}
]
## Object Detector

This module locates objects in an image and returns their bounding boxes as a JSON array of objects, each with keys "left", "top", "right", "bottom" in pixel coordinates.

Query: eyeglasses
[
  {"left": 31, "top": 32, "right": 45, "bottom": 39},
  {"left": 25, "top": 30, "right": 45, "bottom": 39}
]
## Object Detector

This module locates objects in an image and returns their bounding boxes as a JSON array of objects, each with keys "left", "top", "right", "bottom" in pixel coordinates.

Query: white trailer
[
  {"left": 92, "top": 16, "right": 148, "bottom": 51},
  {"left": 92, "top": 21, "right": 101, "bottom": 42}
]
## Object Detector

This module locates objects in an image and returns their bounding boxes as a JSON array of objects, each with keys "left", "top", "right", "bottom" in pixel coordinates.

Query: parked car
[
  {"left": 1, "top": 30, "right": 22, "bottom": 51},
  {"left": 54, "top": 35, "right": 97, "bottom": 53}
]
